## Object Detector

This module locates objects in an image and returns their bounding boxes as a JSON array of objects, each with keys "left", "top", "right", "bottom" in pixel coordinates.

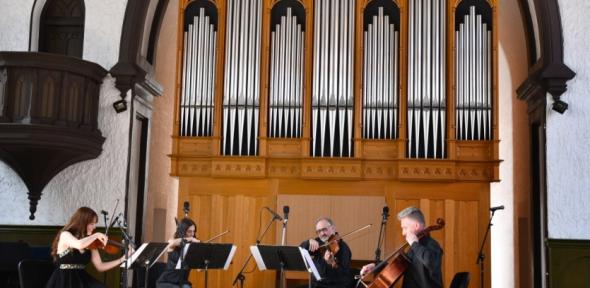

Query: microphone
[
  {"left": 264, "top": 207, "right": 283, "bottom": 221},
  {"left": 110, "top": 214, "right": 120, "bottom": 228},
  {"left": 490, "top": 205, "right": 504, "bottom": 212},
  {"left": 183, "top": 201, "right": 190, "bottom": 216},
  {"left": 101, "top": 210, "right": 108, "bottom": 216},
  {"left": 381, "top": 206, "right": 390, "bottom": 223},
  {"left": 283, "top": 206, "right": 290, "bottom": 224}
]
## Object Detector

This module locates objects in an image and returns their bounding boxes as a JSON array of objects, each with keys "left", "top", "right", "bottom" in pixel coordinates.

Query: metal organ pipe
[
  {"left": 407, "top": 0, "right": 446, "bottom": 158},
  {"left": 455, "top": 5, "right": 492, "bottom": 141},
  {"left": 180, "top": 7, "right": 217, "bottom": 138},
  {"left": 268, "top": 7, "right": 304, "bottom": 139},
  {"left": 220, "top": 0, "right": 262, "bottom": 155},
  {"left": 311, "top": 0, "right": 355, "bottom": 157},
  {"left": 362, "top": 6, "right": 399, "bottom": 141}
]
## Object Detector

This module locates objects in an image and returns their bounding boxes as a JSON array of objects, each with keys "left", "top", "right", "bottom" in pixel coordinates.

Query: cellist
[
  {"left": 360, "top": 207, "right": 443, "bottom": 288},
  {"left": 300, "top": 217, "right": 352, "bottom": 288}
]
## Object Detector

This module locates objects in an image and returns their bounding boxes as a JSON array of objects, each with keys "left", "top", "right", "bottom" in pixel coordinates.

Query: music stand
[
  {"left": 179, "top": 243, "right": 237, "bottom": 288},
  {"left": 120, "top": 242, "right": 168, "bottom": 288},
  {"left": 250, "top": 245, "right": 321, "bottom": 288}
]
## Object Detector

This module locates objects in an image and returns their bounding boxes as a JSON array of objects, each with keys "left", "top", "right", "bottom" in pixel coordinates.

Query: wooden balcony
[{"left": 0, "top": 52, "right": 107, "bottom": 220}]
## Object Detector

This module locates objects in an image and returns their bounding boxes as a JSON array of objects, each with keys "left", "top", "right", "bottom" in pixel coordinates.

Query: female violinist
[
  {"left": 156, "top": 217, "right": 200, "bottom": 288},
  {"left": 299, "top": 217, "right": 352, "bottom": 288},
  {"left": 360, "top": 207, "right": 443, "bottom": 288},
  {"left": 46, "top": 207, "right": 132, "bottom": 288}
]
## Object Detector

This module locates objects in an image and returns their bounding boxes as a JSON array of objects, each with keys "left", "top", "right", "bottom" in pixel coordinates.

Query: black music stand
[
  {"left": 120, "top": 242, "right": 168, "bottom": 288},
  {"left": 250, "top": 245, "right": 320, "bottom": 288},
  {"left": 181, "top": 243, "right": 237, "bottom": 288}
]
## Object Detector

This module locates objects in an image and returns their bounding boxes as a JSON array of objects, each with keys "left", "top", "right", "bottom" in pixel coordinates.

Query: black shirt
[
  {"left": 300, "top": 237, "right": 352, "bottom": 288},
  {"left": 402, "top": 235, "right": 443, "bottom": 288},
  {"left": 156, "top": 248, "right": 191, "bottom": 286}
]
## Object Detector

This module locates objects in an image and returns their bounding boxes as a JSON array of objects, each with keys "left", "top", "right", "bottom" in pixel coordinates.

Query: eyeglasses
[{"left": 316, "top": 225, "right": 332, "bottom": 234}]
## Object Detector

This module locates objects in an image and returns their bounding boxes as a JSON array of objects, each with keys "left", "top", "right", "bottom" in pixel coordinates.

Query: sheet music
[
  {"left": 299, "top": 247, "right": 321, "bottom": 281},
  {"left": 120, "top": 243, "right": 146, "bottom": 268},
  {"left": 223, "top": 245, "right": 238, "bottom": 270},
  {"left": 120, "top": 242, "right": 169, "bottom": 269},
  {"left": 250, "top": 246, "right": 267, "bottom": 270}
]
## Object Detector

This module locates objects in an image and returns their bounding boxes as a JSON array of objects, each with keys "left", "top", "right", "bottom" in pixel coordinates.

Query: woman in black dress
[
  {"left": 46, "top": 207, "right": 130, "bottom": 288},
  {"left": 156, "top": 218, "right": 200, "bottom": 288}
]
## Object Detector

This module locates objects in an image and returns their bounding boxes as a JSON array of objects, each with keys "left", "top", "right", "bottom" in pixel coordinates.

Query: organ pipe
[
  {"left": 312, "top": 0, "right": 355, "bottom": 157},
  {"left": 221, "top": 0, "right": 262, "bottom": 156},
  {"left": 455, "top": 5, "right": 492, "bottom": 141},
  {"left": 407, "top": 0, "right": 446, "bottom": 159},
  {"left": 180, "top": 7, "right": 217, "bottom": 137}
]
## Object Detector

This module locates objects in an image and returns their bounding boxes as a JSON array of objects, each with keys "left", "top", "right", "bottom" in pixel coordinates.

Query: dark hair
[
  {"left": 51, "top": 207, "right": 98, "bottom": 260},
  {"left": 175, "top": 217, "right": 197, "bottom": 238}
]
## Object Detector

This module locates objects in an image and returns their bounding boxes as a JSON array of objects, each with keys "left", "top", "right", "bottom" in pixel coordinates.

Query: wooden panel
[
  {"left": 277, "top": 195, "right": 386, "bottom": 260},
  {"left": 181, "top": 191, "right": 277, "bottom": 288}
]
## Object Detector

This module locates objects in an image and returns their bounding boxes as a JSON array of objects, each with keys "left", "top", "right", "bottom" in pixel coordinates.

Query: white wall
[
  {"left": 490, "top": 0, "right": 532, "bottom": 286},
  {"left": 547, "top": 0, "right": 590, "bottom": 239},
  {"left": 0, "top": 0, "right": 127, "bottom": 70},
  {"left": 0, "top": 0, "right": 34, "bottom": 51},
  {"left": 83, "top": 0, "right": 128, "bottom": 70},
  {"left": 0, "top": 0, "right": 130, "bottom": 225}
]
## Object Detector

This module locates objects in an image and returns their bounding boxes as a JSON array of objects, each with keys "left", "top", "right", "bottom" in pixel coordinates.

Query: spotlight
[
  {"left": 113, "top": 99, "right": 127, "bottom": 113},
  {"left": 552, "top": 99, "right": 568, "bottom": 114}
]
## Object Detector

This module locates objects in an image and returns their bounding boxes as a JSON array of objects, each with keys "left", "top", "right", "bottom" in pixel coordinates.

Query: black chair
[
  {"left": 0, "top": 242, "right": 30, "bottom": 288},
  {"left": 449, "top": 271, "right": 470, "bottom": 288},
  {"left": 18, "top": 259, "right": 55, "bottom": 288},
  {"left": 133, "top": 262, "right": 167, "bottom": 288}
]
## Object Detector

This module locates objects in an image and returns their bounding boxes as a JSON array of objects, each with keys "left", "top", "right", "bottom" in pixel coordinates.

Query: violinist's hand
[
  {"left": 405, "top": 231, "right": 418, "bottom": 246},
  {"left": 360, "top": 263, "right": 376, "bottom": 277},
  {"left": 127, "top": 245, "right": 135, "bottom": 256},
  {"left": 191, "top": 237, "right": 201, "bottom": 243},
  {"left": 308, "top": 239, "right": 319, "bottom": 252},
  {"left": 323, "top": 250, "right": 335, "bottom": 265},
  {"left": 94, "top": 232, "right": 108, "bottom": 246}
]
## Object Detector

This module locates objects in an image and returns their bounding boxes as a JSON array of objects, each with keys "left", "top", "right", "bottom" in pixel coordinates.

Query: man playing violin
[
  {"left": 300, "top": 217, "right": 352, "bottom": 288},
  {"left": 360, "top": 207, "right": 443, "bottom": 288}
]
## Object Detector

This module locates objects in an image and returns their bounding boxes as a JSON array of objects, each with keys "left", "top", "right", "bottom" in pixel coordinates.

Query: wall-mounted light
[
  {"left": 113, "top": 99, "right": 128, "bottom": 113},
  {"left": 552, "top": 99, "right": 568, "bottom": 114}
]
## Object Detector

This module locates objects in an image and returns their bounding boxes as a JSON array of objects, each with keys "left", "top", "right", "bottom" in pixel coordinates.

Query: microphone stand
[
  {"left": 476, "top": 209, "right": 498, "bottom": 288},
  {"left": 279, "top": 218, "right": 288, "bottom": 288},
  {"left": 232, "top": 215, "right": 279, "bottom": 288},
  {"left": 118, "top": 219, "right": 133, "bottom": 288},
  {"left": 374, "top": 209, "right": 388, "bottom": 263}
]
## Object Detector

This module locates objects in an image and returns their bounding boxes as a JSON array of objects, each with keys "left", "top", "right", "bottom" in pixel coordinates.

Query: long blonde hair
[{"left": 50, "top": 207, "right": 98, "bottom": 260}]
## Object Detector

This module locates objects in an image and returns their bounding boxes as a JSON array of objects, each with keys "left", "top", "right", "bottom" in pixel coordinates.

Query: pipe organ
[
  {"left": 221, "top": 0, "right": 262, "bottom": 155},
  {"left": 173, "top": 1, "right": 500, "bottom": 287},
  {"left": 268, "top": 3, "right": 305, "bottom": 139},
  {"left": 179, "top": 3, "right": 217, "bottom": 137},
  {"left": 175, "top": 0, "right": 497, "bottom": 159},
  {"left": 311, "top": 0, "right": 355, "bottom": 157},
  {"left": 362, "top": 2, "right": 400, "bottom": 140},
  {"left": 455, "top": 3, "right": 493, "bottom": 141},
  {"left": 407, "top": 0, "right": 447, "bottom": 159}
]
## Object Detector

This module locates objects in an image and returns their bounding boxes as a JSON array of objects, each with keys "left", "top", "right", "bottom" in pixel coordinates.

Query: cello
[{"left": 363, "top": 218, "right": 445, "bottom": 288}]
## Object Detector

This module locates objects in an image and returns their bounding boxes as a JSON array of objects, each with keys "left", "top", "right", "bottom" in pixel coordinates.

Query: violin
[
  {"left": 316, "top": 233, "right": 342, "bottom": 255},
  {"left": 364, "top": 218, "right": 445, "bottom": 288},
  {"left": 311, "top": 224, "right": 372, "bottom": 256},
  {"left": 87, "top": 238, "right": 125, "bottom": 254}
]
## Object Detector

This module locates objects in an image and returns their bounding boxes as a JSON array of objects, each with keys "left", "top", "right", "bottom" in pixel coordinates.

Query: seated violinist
[
  {"left": 360, "top": 206, "right": 443, "bottom": 288},
  {"left": 47, "top": 207, "right": 133, "bottom": 288},
  {"left": 300, "top": 217, "right": 352, "bottom": 288},
  {"left": 156, "top": 217, "right": 200, "bottom": 288}
]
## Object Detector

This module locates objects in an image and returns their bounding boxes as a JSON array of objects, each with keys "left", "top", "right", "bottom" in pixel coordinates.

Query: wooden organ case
[{"left": 171, "top": 0, "right": 499, "bottom": 287}]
